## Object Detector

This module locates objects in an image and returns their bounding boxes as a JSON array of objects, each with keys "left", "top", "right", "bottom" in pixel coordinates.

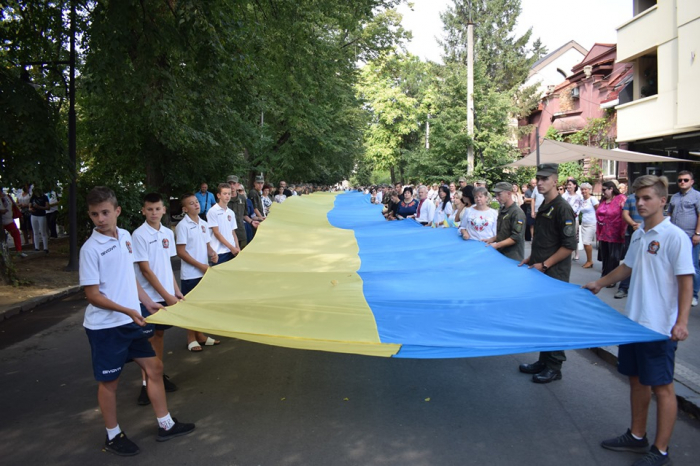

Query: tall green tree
[
  {"left": 434, "top": 0, "right": 546, "bottom": 183},
  {"left": 0, "top": 0, "right": 76, "bottom": 188},
  {"left": 357, "top": 53, "right": 429, "bottom": 183}
]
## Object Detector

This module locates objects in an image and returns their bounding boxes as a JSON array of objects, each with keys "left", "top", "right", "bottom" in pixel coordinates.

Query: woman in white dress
[
  {"left": 579, "top": 182, "right": 599, "bottom": 268},
  {"left": 432, "top": 186, "right": 453, "bottom": 227},
  {"left": 459, "top": 187, "right": 497, "bottom": 241},
  {"left": 562, "top": 179, "right": 584, "bottom": 260}
]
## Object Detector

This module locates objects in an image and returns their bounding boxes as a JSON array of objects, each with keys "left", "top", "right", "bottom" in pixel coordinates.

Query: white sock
[
  {"left": 157, "top": 413, "right": 175, "bottom": 430},
  {"left": 631, "top": 432, "right": 644, "bottom": 440},
  {"left": 657, "top": 447, "right": 667, "bottom": 455},
  {"left": 106, "top": 425, "right": 121, "bottom": 441},
  {"left": 142, "top": 380, "right": 147, "bottom": 387}
]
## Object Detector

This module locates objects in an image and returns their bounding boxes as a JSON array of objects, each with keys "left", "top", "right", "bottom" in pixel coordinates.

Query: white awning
[{"left": 507, "top": 139, "right": 689, "bottom": 167}]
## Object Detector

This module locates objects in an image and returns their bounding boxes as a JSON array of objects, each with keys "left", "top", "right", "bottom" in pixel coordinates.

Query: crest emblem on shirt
[
  {"left": 227, "top": 215, "right": 232, "bottom": 222},
  {"left": 647, "top": 241, "right": 660, "bottom": 255},
  {"left": 162, "top": 238, "right": 169, "bottom": 249},
  {"left": 125, "top": 241, "right": 132, "bottom": 254},
  {"left": 201, "top": 225, "right": 206, "bottom": 233}
]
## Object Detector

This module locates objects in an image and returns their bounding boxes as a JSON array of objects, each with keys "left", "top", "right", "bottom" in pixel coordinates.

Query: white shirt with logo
[
  {"left": 79, "top": 228, "right": 139, "bottom": 330},
  {"left": 132, "top": 222, "right": 176, "bottom": 303},
  {"left": 623, "top": 217, "right": 695, "bottom": 335},
  {"left": 206, "top": 203, "right": 237, "bottom": 255},
  {"left": 175, "top": 215, "right": 211, "bottom": 280}
]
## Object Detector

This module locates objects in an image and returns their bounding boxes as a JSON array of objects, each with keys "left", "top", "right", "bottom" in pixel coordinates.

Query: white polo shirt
[
  {"left": 79, "top": 228, "right": 139, "bottom": 330},
  {"left": 175, "top": 214, "right": 211, "bottom": 280},
  {"left": 206, "top": 203, "right": 237, "bottom": 255},
  {"left": 623, "top": 217, "right": 695, "bottom": 335},
  {"left": 132, "top": 222, "right": 176, "bottom": 303}
]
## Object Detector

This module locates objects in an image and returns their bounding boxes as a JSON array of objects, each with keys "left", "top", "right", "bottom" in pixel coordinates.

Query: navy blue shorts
[
  {"left": 140, "top": 302, "right": 172, "bottom": 333},
  {"left": 85, "top": 323, "right": 156, "bottom": 381},
  {"left": 180, "top": 277, "right": 202, "bottom": 295},
  {"left": 213, "top": 251, "right": 234, "bottom": 265},
  {"left": 618, "top": 339, "right": 677, "bottom": 386}
]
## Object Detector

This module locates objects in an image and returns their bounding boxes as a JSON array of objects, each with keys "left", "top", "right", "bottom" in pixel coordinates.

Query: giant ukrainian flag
[{"left": 147, "top": 191, "right": 665, "bottom": 358}]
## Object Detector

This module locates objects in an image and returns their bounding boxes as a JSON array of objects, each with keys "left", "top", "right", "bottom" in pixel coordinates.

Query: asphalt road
[{"left": 1, "top": 291, "right": 700, "bottom": 466}]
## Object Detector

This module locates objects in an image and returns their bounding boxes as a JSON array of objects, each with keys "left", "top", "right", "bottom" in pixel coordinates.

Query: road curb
[
  {"left": 0, "top": 285, "right": 83, "bottom": 321},
  {"left": 590, "top": 346, "right": 700, "bottom": 419}
]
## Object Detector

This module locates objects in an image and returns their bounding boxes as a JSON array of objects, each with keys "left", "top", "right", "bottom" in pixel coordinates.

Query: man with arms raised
[{"left": 585, "top": 175, "right": 692, "bottom": 466}]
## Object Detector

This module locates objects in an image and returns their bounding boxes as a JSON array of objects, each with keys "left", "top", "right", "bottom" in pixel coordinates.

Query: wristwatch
[
  {"left": 695, "top": 232, "right": 700, "bottom": 236},
  {"left": 541, "top": 263, "right": 549, "bottom": 272}
]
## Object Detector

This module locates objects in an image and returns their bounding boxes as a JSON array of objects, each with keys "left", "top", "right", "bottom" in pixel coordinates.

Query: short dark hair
[
  {"left": 678, "top": 170, "right": 694, "bottom": 180},
  {"left": 180, "top": 192, "right": 196, "bottom": 206},
  {"left": 87, "top": 186, "right": 118, "bottom": 208},
  {"left": 143, "top": 192, "right": 163, "bottom": 205},
  {"left": 217, "top": 183, "right": 231, "bottom": 192}
]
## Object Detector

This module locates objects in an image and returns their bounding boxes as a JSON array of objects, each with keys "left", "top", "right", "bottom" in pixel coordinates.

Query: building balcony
[
  {"left": 617, "top": 3, "right": 676, "bottom": 62},
  {"left": 616, "top": 91, "right": 677, "bottom": 142}
]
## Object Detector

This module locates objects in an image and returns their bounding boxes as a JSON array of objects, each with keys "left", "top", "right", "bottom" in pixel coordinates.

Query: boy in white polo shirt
[
  {"left": 206, "top": 182, "right": 240, "bottom": 265},
  {"left": 176, "top": 192, "right": 221, "bottom": 352},
  {"left": 585, "top": 175, "right": 693, "bottom": 466},
  {"left": 132, "top": 192, "right": 183, "bottom": 406},
  {"left": 80, "top": 187, "right": 195, "bottom": 456}
]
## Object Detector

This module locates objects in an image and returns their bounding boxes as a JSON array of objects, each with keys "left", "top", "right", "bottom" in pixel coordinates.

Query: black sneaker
[
  {"left": 137, "top": 385, "right": 151, "bottom": 406},
  {"left": 163, "top": 374, "right": 178, "bottom": 392},
  {"left": 632, "top": 445, "right": 671, "bottom": 466},
  {"left": 104, "top": 431, "right": 140, "bottom": 456},
  {"left": 156, "top": 418, "right": 195, "bottom": 442},
  {"left": 601, "top": 428, "right": 649, "bottom": 453}
]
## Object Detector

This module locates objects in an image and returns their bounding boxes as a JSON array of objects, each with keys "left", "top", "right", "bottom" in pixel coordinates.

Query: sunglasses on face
[{"left": 678, "top": 178, "right": 691, "bottom": 183}]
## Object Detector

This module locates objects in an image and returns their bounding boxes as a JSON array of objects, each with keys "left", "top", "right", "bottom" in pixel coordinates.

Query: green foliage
[
  {"left": 440, "top": 0, "right": 546, "bottom": 92},
  {"left": 0, "top": 1, "right": 75, "bottom": 188}
]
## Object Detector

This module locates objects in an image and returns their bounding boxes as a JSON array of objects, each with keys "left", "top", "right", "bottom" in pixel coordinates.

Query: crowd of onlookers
[
  {"left": 1, "top": 183, "right": 61, "bottom": 257},
  {"left": 359, "top": 172, "right": 700, "bottom": 306}
]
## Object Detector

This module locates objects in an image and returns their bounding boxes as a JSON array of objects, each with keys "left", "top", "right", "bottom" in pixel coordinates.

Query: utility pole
[
  {"left": 425, "top": 113, "right": 430, "bottom": 149},
  {"left": 467, "top": 21, "right": 475, "bottom": 174},
  {"left": 65, "top": 0, "right": 79, "bottom": 271}
]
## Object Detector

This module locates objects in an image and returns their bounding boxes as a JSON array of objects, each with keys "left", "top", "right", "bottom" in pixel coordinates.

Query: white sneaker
[{"left": 693, "top": 297, "right": 698, "bottom": 307}]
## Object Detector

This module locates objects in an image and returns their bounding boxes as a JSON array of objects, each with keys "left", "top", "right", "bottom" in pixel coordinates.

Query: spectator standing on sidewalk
[
  {"left": 667, "top": 170, "right": 700, "bottom": 307},
  {"left": 596, "top": 181, "right": 627, "bottom": 282},
  {"left": 17, "top": 184, "right": 32, "bottom": 247},
  {"left": 616, "top": 190, "right": 644, "bottom": 299},
  {"left": 584, "top": 175, "right": 692, "bottom": 466},
  {"left": 29, "top": 188, "right": 50, "bottom": 253},
  {"left": 579, "top": 182, "right": 599, "bottom": 269},
  {"left": 1, "top": 189, "right": 26, "bottom": 257},
  {"left": 194, "top": 183, "right": 216, "bottom": 221},
  {"left": 518, "top": 164, "right": 576, "bottom": 384},
  {"left": 46, "top": 189, "right": 59, "bottom": 238}
]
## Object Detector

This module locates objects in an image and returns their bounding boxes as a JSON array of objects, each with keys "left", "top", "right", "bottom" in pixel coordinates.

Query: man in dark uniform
[
  {"left": 227, "top": 175, "right": 248, "bottom": 250},
  {"left": 518, "top": 163, "right": 577, "bottom": 384},
  {"left": 485, "top": 182, "right": 526, "bottom": 262},
  {"left": 247, "top": 175, "right": 266, "bottom": 221}
]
